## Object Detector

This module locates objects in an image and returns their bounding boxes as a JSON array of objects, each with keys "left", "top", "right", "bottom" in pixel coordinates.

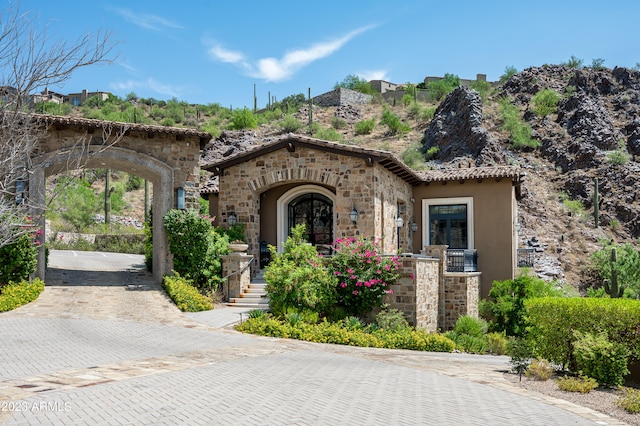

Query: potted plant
[{"left": 228, "top": 239, "right": 249, "bottom": 252}]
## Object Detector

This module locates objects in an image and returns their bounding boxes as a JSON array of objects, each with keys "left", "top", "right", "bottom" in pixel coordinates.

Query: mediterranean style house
[{"left": 202, "top": 133, "right": 525, "bottom": 308}]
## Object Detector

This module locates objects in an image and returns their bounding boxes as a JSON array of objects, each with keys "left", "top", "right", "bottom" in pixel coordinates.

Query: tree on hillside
[
  {"left": 0, "top": 3, "right": 118, "bottom": 249},
  {"left": 334, "top": 74, "right": 376, "bottom": 95}
]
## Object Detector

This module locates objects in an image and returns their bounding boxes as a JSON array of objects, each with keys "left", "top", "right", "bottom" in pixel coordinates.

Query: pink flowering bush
[{"left": 329, "top": 236, "right": 401, "bottom": 317}]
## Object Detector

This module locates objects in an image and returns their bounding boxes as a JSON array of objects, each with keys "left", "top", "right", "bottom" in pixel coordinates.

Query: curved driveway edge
[{"left": 0, "top": 250, "right": 627, "bottom": 425}]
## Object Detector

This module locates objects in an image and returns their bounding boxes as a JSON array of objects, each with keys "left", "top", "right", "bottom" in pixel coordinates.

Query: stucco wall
[{"left": 411, "top": 179, "right": 515, "bottom": 298}]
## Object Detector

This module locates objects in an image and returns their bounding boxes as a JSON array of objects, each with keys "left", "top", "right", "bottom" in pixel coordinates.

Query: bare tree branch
[{"left": 0, "top": 2, "right": 119, "bottom": 248}]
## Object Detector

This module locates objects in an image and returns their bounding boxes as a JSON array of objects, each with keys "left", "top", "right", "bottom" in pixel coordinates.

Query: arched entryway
[
  {"left": 276, "top": 185, "right": 336, "bottom": 255},
  {"left": 26, "top": 115, "right": 211, "bottom": 283}
]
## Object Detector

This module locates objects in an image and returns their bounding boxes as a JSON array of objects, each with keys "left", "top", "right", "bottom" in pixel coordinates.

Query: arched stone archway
[{"left": 26, "top": 115, "right": 211, "bottom": 283}]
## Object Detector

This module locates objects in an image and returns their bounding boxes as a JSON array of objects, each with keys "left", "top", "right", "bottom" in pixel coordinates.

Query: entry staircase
[{"left": 227, "top": 269, "right": 269, "bottom": 309}]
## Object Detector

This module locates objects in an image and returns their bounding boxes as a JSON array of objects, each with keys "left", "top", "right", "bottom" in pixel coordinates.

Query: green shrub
[
  {"left": 143, "top": 211, "right": 153, "bottom": 272},
  {"left": 480, "top": 274, "right": 563, "bottom": 337},
  {"left": 531, "top": 89, "right": 560, "bottom": 117},
  {"left": 52, "top": 178, "right": 100, "bottom": 232},
  {"left": 616, "top": 387, "right": 640, "bottom": 413},
  {"left": 499, "top": 66, "right": 518, "bottom": 84},
  {"left": 525, "top": 358, "right": 554, "bottom": 381},
  {"left": 401, "top": 144, "right": 427, "bottom": 170},
  {"left": 486, "top": 332, "right": 508, "bottom": 355},
  {"left": 556, "top": 375, "right": 598, "bottom": 393},
  {"left": 342, "top": 316, "right": 364, "bottom": 331},
  {"left": 236, "top": 315, "right": 456, "bottom": 352},
  {"left": 264, "top": 224, "right": 337, "bottom": 316},
  {"left": 0, "top": 232, "right": 39, "bottom": 286},
  {"left": 561, "top": 55, "right": 583, "bottom": 69},
  {"left": 507, "top": 337, "right": 533, "bottom": 378},
  {"left": 606, "top": 148, "right": 630, "bottom": 166},
  {"left": 469, "top": 79, "right": 492, "bottom": 100},
  {"left": 279, "top": 114, "right": 303, "bottom": 133},
  {"left": 427, "top": 73, "right": 460, "bottom": 101},
  {"left": 230, "top": 108, "right": 258, "bottom": 130},
  {"left": 425, "top": 146, "right": 439, "bottom": 159},
  {"left": 563, "top": 198, "right": 585, "bottom": 218},
  {"left": 163, "top": 274, "right": 213, "bottom": 312},
  {"left": 313, "top": 126, "right": 343, "bottom": 142},
  {"left": 375, "top": 308, "right": 409, "bottom": 331},
  {"left": 525, "top": 297, "right": 640, "bottom": 370},
  {"left": 453, "top": 315, "right": 488, "bottom": 338},
  {"left": 247, "top": 309, "right": 268, "bottom": 319},
  {"left": 379, "top": 107, "right": 411, "bottom": 135},
  {"left": 334, "top": 74, "right": 376, "bottom": 95},
  {"left": 331, "top": 116, "right": 347, "bottom": 130},
  {"left": 498, "top": 97, "right": 540, "bottom": 150},
  {"left": 0, "top": 279, "right": 45, "bottom": 312},
  {"left": 354, "top": 118, "right": 376, "bottom": 135},
  {"left": 163, "top": 209, "right": 228, "bottom": 289},
  {"left": 572, "top": 331, "right": 629, "bottom": 387},
  {"left": 329, "top": 236, "right": 401, "bottom": 317}
]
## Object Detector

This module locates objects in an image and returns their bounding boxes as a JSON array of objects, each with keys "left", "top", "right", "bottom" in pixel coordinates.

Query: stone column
[
  {"left": 221, "top": 253, "right": 253, "bottom": 301},
  {"left": 421, "top": 245, "right": 448, "bottom": 329}
]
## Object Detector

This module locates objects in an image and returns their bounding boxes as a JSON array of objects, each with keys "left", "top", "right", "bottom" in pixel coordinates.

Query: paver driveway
[{"left": 0, "top": 250, "right": 623, "bottom": 425}]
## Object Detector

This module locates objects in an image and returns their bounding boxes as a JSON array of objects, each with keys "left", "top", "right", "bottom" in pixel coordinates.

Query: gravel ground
[{"left": 503, "top": 373, "right": 640, "bottom": 425}]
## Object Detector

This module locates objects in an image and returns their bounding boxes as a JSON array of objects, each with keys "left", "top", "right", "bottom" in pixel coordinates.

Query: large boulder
[{"left": 421, "top": 86, "right": 506, "bottom": 165}]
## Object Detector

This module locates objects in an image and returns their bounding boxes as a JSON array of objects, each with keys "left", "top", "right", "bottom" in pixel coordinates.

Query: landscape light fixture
[
  {"left": 176, "top": 187, "right": 185, "bottom": 210},
  {"left": 350, "top": 208, "right": 358, "bottom": 224},
  {"left": 228, "top": 212, "right": 237, "bottom": 226}
]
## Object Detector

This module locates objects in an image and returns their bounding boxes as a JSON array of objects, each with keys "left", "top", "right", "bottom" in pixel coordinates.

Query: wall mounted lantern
[
  {"left": 396, "top": 215, "right": 404, "bottom": 228},
  {"left": 410, "top": 221, "right": 418, "bottom": 233},
  {"left": 176, "top": 187, "right": 185, "bottom": 210},
  {"left": 228, "top": 212, "right": 237, "bottom": 226},
  {"left": 350, "top": 208, "right": 358, "bottom": 224}
]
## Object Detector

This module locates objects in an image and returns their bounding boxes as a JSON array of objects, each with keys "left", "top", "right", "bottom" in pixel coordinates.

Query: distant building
[
  {"left": 33, "top": 88, "right": 65, "bottom": 104},
  {"left": 65, "top": 89, "right": 111, "bottom": 106}
]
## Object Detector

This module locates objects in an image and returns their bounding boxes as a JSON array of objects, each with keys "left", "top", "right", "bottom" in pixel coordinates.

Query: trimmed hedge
[
  {"left": 525, "top": 297, "right": 640, "bottom": 369},
  {"left": 163, "top": 274, "right": 213, "bottom": 312},
  {"left": 0, "top": 279, "right": 45, "bottom": 312},
  {"left": 236, "top": 316, "right": 455, "bottom": 352}
]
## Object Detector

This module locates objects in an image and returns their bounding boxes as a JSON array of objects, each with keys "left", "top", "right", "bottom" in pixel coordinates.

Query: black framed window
[{"left": 288, "top": 193, "right": 333, "bottom": 252}]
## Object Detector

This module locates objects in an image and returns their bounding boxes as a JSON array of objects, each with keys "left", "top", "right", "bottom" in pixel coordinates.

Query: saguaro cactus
[
  {"left": 593, "top": 177, "right": 599, "bottom": 228},
  {"left": 603, "top": 247, "right": 625, "bottom": 298}
]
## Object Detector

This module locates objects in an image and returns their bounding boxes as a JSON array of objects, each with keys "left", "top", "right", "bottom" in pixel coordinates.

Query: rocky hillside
[{"left": 201, "top": 65, "right": 640, "bottom": 293}]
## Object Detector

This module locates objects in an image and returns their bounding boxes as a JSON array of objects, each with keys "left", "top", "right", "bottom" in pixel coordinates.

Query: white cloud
[
  {"left": 206, "top": 25, "right": 375, "bottom": 82},
  {"left": 358, "top": 70, "right": 388, "bottom": 81},
  {"left": 207, "top": 43, "right": 245, "bottom": 64},
  {"left": 114, "top": 8, "right": 182, "bottom": 31}
]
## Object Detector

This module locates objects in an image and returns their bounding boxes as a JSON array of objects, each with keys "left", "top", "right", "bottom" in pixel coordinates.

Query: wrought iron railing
[
  {"left": 517, "top": 248, "right": 535, "bottom": 267},
  {"left": 446, "top": 249, "right": 478, "bottom": 272}
]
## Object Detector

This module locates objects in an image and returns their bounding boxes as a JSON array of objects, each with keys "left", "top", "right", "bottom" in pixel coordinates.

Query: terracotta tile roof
[
  {"left": 418, "top": 166, "right": 525, "bottom": 183},
  {"left": 33, "top": 113, "right": 212, "bottom": 141},
  {"left": 200, "top": 175, "right": 219, "bottom": 194}
]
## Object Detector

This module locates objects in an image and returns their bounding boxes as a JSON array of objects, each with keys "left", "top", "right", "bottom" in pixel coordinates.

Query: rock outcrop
[{"left": 421, "top": 86, "right": 506, "bottom": 165}]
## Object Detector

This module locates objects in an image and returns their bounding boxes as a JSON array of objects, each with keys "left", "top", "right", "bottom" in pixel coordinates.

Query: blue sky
[{"left": 18, "top": 0, "right": 639, "bottom": 109}]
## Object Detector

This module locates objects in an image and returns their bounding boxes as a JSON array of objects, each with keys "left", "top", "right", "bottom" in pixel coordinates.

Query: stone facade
[
  {"left": 443, "top": 273, "right": 481, "bottom": 330},
  {"left": 221, "top": 253, "right": 253, "bottom": 300},
  {"left": 216, "top": 141, "right": 413, "bottom": 258},
  {"left": 312, "top": 88, "right": 373, "bottom": 107},
  {"left": 385, "top": 255, "right": 440, "bottom": 332}
]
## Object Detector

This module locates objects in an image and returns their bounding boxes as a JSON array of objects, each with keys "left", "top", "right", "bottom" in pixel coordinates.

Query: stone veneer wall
[
  {"left": 217, "top": 145, "right": 414, "bottom": 262},
  {"left": 374, "top": 166, "right": 413, "bottom": 254},
  {"left": 312, "top": 88, "right": 373, "bottom": 107},
  {"left": 384, "top": 255, "right": 440, "bottom": 333},
  {"left": 442, "top": 273, "right": 481, "bottom": 331}
]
